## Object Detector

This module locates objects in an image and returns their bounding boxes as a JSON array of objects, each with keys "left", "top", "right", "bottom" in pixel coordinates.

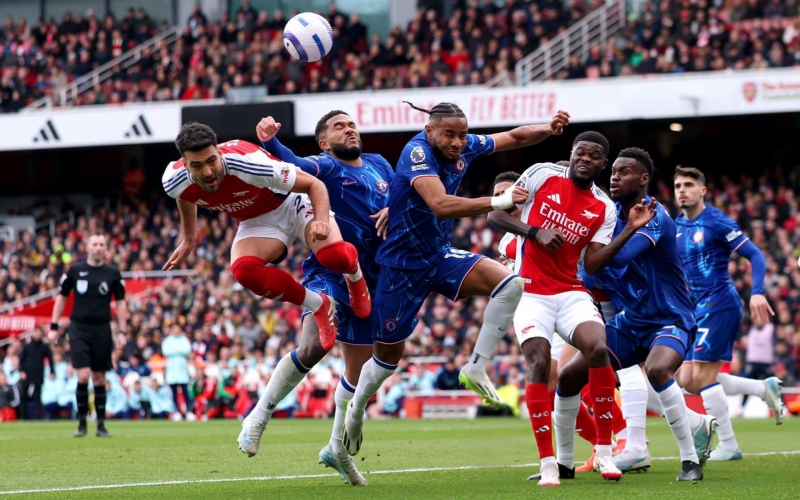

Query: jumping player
[
  {"left": 162, "top": 122, "right": 369, "bottom": 409},
  {"left": 236, "top": 112, "right": 393, "bottom": 486},
  {"left": 556, "top": 148, "right": 705, "bottom": 482},
  {"left": 488, "top": 132, "right": 637, "bottom": 486},
  {"left": 341, "top": 103, "right": 570, "bottom": 458},
  {"left": 673, "top": 166, "right": 782, "bottom": 460}
]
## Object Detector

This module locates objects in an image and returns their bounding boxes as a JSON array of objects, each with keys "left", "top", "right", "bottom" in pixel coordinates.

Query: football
[{"left": 282, "top": 12, "right": 334, "bottom": 62}]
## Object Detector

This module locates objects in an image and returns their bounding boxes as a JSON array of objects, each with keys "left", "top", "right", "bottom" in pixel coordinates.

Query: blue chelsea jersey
[
  {"left": 376, "top": 131, "right": 495, "bottom": 270},
  {"left": 676, "top": 205, "right": 748, "bottom": 311},
  {"left": 300, "top": 152, "right": 394, "bottom": 290},
  {"left": 594, "top": 198, "right": 696, "bottom": 333}
]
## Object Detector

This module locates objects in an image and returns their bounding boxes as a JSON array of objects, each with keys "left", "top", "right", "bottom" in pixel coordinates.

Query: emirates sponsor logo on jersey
[
  {"left": 539, "top": 201, "right": 591, "bottom": 245},
  {"left": 207, "top": 197, "right": 256, "bottom": 212}
]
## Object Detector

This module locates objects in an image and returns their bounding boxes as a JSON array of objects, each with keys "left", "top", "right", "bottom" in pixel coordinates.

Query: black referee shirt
[{"left": 59, "top": 260, "right": 125, "bottom": 324}]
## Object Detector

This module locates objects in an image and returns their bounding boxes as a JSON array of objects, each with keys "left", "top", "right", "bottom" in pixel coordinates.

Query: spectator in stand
[
  {"left": 19, "top": 327, "right": 53, "bottom": 419},
  {"left": 147, "top": 378, "right": 176, "bottom": 418},
  {"left": 41, "top": 369, "right": 65, "bottom": 419},
  {"left": 105, "top": 380, "right": 128, "bottom": 419},
  {"left": 162, "top": 324, "right": 194, "bottom": 420},
  {"left": 0, "top": 372, "right": 20, "bottom": 422},
  {"left": 434, "top": 358, "right": 462, "bottom": 390}
]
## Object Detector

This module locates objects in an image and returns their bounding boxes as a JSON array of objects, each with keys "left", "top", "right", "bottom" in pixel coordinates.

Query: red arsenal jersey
[
  {"left": 512, "top": 163, "right": 616, "bottom": 295},
  {"left": 161, "top": 140, "right": 298, "bottom": 221}
]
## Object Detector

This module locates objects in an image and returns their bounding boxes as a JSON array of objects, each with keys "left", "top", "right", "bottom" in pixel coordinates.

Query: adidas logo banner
[
  {"left": 125, "top": 115, "right": 153, "bottom": 138},
  {"left": 32, "top": 119, "right": 60, "bottom": 143},
  {"left": 0, "top": 104, "right": 181, "bottom": 151}
]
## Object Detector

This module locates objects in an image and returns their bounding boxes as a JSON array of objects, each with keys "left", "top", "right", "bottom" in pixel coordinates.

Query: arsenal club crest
[{"left": 743, "top": 82, "right": 757, "bottom": 102}]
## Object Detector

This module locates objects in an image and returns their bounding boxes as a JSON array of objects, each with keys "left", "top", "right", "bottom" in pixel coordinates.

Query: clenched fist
[{"left": 256, "top": 117, "right": 282, "bottom": 142}]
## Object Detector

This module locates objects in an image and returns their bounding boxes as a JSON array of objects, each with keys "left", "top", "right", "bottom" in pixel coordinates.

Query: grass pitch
[{"left": 0, "top": 417, "right": 798, "bottom": 499}]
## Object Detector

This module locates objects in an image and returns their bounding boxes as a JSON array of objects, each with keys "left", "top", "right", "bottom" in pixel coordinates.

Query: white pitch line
[{"left": 0, "top": 450, "right": 798, "bottom": 496}]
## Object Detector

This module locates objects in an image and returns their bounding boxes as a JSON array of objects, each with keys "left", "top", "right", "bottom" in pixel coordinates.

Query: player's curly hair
[
  {"left": 315, "top": 110, "right": 350, "bottom": 142},
  {"left": 618, "top": 147, "right": 654, "bottom": 177},
  {"left": 403, "top": 101, "right": 466, "bottom": 123},
  {"left": 493, "top": 171, "right": 520, "bottom": 185},
  {"left": 572, "top": 131, "right": 609, "bottom": 156},
  {"left": 175, "top": 122, "right": 217, "bottom": 155}
]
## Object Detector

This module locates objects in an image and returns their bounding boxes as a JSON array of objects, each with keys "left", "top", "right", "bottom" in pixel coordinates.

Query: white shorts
[
  {"left": 550, "top": 334, "right": 566, "bottom": 361},
  {"left": 233, "top": 193, "right": 316, "bottom": 249},
  {"left": 513, "top": 291, "right": 604, "bottom": 348}
]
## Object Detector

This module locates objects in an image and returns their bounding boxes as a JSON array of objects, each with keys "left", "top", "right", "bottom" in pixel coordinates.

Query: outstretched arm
[
  {"left": 257, "top": 116, "right": 321, "bottom": 174},
  {"left": 736, "top": 240, "right": 773, "bottom": 324},
  {"left": 163, "top": 199, "right": 197, "bottom": 270},
  {"left": 490, "top": 110, "right": 570, "bottom": 152},
  {"left": 413, "top": 176, "right": 528, "bottom": 219},
  {"left": 583, "top": 199, "right": 657, "bottom": 275}
]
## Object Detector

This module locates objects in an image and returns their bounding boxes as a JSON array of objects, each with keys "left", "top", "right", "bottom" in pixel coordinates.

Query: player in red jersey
[
  {"left": 161, "top": 122, "right": 372, "bottom": 351},
  {"left": 495, "top": 170, "right": 628, "bottom": 479},
  {"left": 489, "top": 132, "right": 652, "bottom": 486}
]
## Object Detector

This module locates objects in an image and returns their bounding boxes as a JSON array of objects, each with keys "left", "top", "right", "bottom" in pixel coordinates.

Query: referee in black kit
[{"left": 49, "top": 233, "right": 128, "bottom": 437}]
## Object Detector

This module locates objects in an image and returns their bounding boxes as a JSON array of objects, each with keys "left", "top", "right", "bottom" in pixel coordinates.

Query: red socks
[
  {"left": 526, "top": 383, "right": 554, "bottom": 459},
  {"left": 576, "top": 401, "right": 598, "bottom": 445},
  {"left": 588, "top": 365, "right": 616, "bottom": 446},
  {"left": 230, "top": 256, "right": 306, "bottom": 305},
  {"left": 315, "top": 241, "right": 359, "bottom": 275}
]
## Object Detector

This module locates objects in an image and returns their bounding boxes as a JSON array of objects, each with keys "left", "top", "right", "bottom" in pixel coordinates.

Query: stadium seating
[
  {"left": 1, "top": 163, "right": 797, "bottom": 420},
  {"left": 3, "top": 1, "right": 800, "bottom": 111}
]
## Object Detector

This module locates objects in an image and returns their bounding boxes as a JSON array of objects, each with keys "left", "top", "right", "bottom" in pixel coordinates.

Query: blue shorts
[
  {"left": 687, "top": 307, "right": 742, "bottom": 363},
  {"left": 373, "top": 248, "right": 485, "bottom": 343},
  {"left": 303, "top": 273, "right": 373, "bottom": 346},
  {"left": 605, "top": 313, "right": 693, "bottom": 370}
]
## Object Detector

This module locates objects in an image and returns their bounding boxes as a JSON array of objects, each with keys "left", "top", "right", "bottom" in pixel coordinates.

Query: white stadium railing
[
  {"left": 23, "top": 25, "right": 182, "bottom": 110},
  {"left": 488, "top": 0, "right": 627, "bottom": 87}
]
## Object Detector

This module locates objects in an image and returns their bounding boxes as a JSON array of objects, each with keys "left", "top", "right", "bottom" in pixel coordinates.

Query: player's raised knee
[
  {"left": 493, "top": 274, "right": 524, "bottom": 302},
  {"left": 231, "top": 256, "right": 269, "bottom": 295},
  {"left": 316, "top": 240, "right": 359, "bottom": 274}
]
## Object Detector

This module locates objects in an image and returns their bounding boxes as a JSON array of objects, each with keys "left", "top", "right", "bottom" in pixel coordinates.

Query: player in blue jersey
[
  {"left": 555, "top": 148, "right": 706, "bottom": 482},
  {"left": 672, "top": 166, "right": 783, "bottom": 461},
  {"left": 341, "top": 102, "right": 571, "bottom": 457},
  {"left": 236, "top": 111, "right": 394, "bottom": 486}
]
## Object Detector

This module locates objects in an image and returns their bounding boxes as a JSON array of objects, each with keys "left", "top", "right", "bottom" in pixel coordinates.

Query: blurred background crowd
[
  {"left": 1, "top": 163, "right": 798, "bottom": 421},
  {"left": 2, "top": 0, "right": 799, "bottom": 111}
]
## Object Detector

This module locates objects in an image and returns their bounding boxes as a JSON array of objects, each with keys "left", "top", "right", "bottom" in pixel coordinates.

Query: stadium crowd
[
  {"left": 562, "top": 0, "right": 800, "bottom": 80},
  {"left": 0, "top": 7, "right": 166, "bottom": 111},
  {"left": 1, "top": 163, "right": 799, "bottom": 421},
  {"left": 3, "top": 0, "right": 800, "bottom": 111}
]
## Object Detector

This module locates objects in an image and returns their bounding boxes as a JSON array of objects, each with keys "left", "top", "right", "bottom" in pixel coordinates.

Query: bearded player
[
  {"left": 162, "top": 122, "right": 370, "bottom": 410},
  {"left": 238, "top": 111, "right": 393, "bottom": 486},
  {"left": 341, "top": 102, "right": 570, "bottom": 460}
]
